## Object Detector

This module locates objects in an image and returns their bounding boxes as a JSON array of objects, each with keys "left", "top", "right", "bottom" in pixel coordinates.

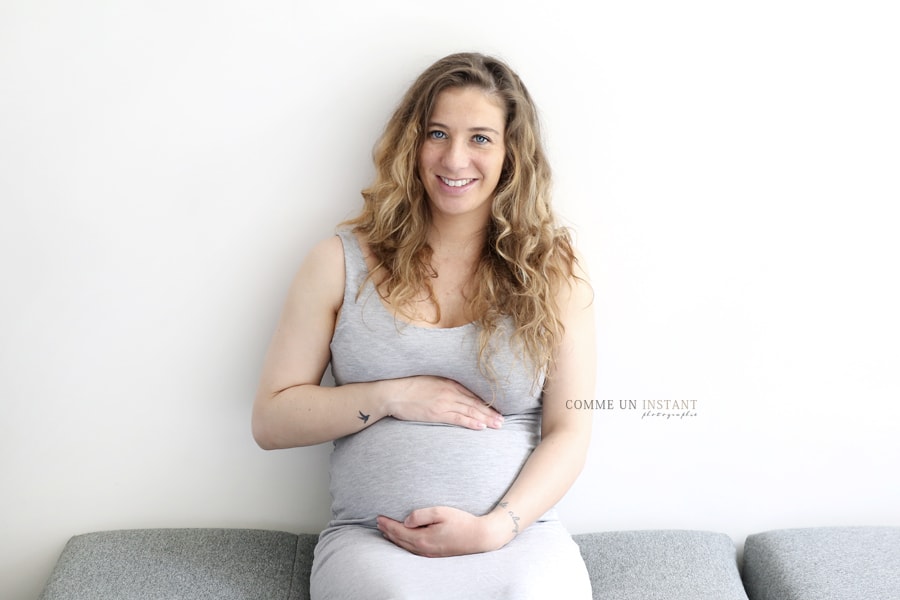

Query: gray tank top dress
[{"left": 309, "top": 230, "right": 592, "bottom": 599}]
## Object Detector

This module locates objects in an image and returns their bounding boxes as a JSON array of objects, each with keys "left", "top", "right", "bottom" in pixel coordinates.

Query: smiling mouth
[{"left": 440, "top": 176, "right": 475, "bottom": 188}]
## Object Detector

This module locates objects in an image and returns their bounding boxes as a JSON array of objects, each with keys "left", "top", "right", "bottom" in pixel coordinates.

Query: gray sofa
[{"left": 39, "top": 526, "right": 900, "bottom": 599}]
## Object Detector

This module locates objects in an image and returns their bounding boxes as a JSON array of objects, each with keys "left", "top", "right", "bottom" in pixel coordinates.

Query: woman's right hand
[
  {"left": 253, "top": 235, "right": 504, "bottom": 450},
  {"left": 383, "top": 375, "right": 504, "bottom": 430}
]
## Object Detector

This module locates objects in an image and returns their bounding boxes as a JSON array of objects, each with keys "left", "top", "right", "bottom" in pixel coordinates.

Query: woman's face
[{"left": 417, "top": 86, "right": 507, "bottom": 225}]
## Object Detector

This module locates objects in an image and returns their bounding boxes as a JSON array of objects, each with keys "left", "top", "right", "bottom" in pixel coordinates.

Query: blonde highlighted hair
[{"left": 343, "top": 52, "right": 581, "bottom": 386}]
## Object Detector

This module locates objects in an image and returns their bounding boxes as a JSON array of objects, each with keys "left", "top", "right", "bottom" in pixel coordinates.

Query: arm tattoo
[
  {"left": 498, "top": 502, "right": 521, "bottom": 535},
  {"left": 357, "top": 410, "right": 370, "bottom": 424}
]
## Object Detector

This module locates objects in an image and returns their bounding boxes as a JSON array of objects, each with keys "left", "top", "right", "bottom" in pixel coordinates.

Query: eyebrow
[{"left": 427, "top": 121, "right": 502, "bottom": 136}]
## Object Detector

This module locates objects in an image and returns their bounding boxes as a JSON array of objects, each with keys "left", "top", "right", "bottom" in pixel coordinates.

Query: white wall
[{"left": 2, "top": 1, "right": 898, "bottom": 598}]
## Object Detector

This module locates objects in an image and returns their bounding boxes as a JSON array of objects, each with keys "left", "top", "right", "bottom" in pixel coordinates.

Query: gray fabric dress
[{"left": 309, "top": 230, "right": 592, "bottom": 599}]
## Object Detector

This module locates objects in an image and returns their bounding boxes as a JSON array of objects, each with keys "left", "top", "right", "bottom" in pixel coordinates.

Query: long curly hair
[{"left": 343, "top": 52, "right": 581, "bottom": 388}]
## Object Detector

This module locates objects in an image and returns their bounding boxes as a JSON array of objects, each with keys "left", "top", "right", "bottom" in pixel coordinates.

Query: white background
[{"left": 2, "top": 1, "right": 899, "bottom": 598}]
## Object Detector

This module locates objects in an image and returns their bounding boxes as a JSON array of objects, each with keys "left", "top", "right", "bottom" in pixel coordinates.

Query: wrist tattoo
[
  {"left": 357, "top": 410, "right": 370, "bottom": 424},
  {"left": 499, "top": 502, "right": 520, "bottom": 535}
]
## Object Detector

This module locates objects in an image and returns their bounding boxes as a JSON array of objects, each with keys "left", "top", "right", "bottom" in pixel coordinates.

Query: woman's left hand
[{"left": 376, "top": 506, "right": 513, "bottom": 558}]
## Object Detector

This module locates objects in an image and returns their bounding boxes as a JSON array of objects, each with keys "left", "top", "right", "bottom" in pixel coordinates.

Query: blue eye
[
  {"left": 428, "top": 130, "right": 447, "bottom": 140},
  {"left": 473, "top": 134, "right": 490, "bottom": 144}
]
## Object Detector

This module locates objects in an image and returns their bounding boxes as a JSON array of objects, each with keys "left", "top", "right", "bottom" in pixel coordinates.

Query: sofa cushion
[
  {"left": 39, "top": 528, "right": 314, "bottom": 600},
  {"left": 741, "top": 526, "right": 900, "bottom": 600},
  {"left": 574, "top": 530, "right": 749, "bottom": 600}
]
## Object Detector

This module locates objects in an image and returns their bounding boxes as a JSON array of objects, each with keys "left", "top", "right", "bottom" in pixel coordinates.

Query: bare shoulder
[
  {"left": 255, "top": 234, "right": 346, "bottom": 403},
  {"left": 290, "top": 234, "right": 346, "bottom": 313},
  {"left": 305, "top": 234, "right": 346, "bottom": 272}
]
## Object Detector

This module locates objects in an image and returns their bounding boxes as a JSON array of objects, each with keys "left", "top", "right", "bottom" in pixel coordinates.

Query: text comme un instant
[{"left": 565, "top": 399, "right": 698, "bottom": 411}]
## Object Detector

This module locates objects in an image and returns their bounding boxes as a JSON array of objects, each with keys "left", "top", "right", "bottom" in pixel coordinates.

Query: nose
[{"left": 440, "top": 138, "right": 470, "bottom": 171}]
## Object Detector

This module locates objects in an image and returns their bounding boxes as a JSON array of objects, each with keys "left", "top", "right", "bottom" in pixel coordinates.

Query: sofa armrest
[{"left": 741, "top": 526, "right": 900, "bottom": 600}]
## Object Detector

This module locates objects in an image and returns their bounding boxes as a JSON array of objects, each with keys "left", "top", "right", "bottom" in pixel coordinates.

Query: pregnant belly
[{"left": 328, "top": 415, "right": 540, "bottom": 524}]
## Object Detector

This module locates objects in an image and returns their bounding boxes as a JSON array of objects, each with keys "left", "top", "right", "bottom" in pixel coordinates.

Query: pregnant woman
[{"left": 252, "top": 52, "right": 596, "bottom": 599}]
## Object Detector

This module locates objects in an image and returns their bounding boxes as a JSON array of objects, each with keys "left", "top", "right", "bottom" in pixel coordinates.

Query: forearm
[
  {"left": 483, "top": 263, "right": 597, "bottom": 546},
  {"left": 483, "top": 425, "right": 591, "bottom": 547},
  {"left": 252, "top": 380, "right": 391, "bottom": 449}
]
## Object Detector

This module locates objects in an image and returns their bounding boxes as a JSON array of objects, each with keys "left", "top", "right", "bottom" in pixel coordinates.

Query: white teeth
[{"left": 440, "top": 177, "right": 473, "bottom": 187}]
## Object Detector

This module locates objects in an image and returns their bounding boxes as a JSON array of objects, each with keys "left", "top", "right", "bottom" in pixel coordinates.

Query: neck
[{"left": 426, "top": 217, "right": 489, "bottom": 260}]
